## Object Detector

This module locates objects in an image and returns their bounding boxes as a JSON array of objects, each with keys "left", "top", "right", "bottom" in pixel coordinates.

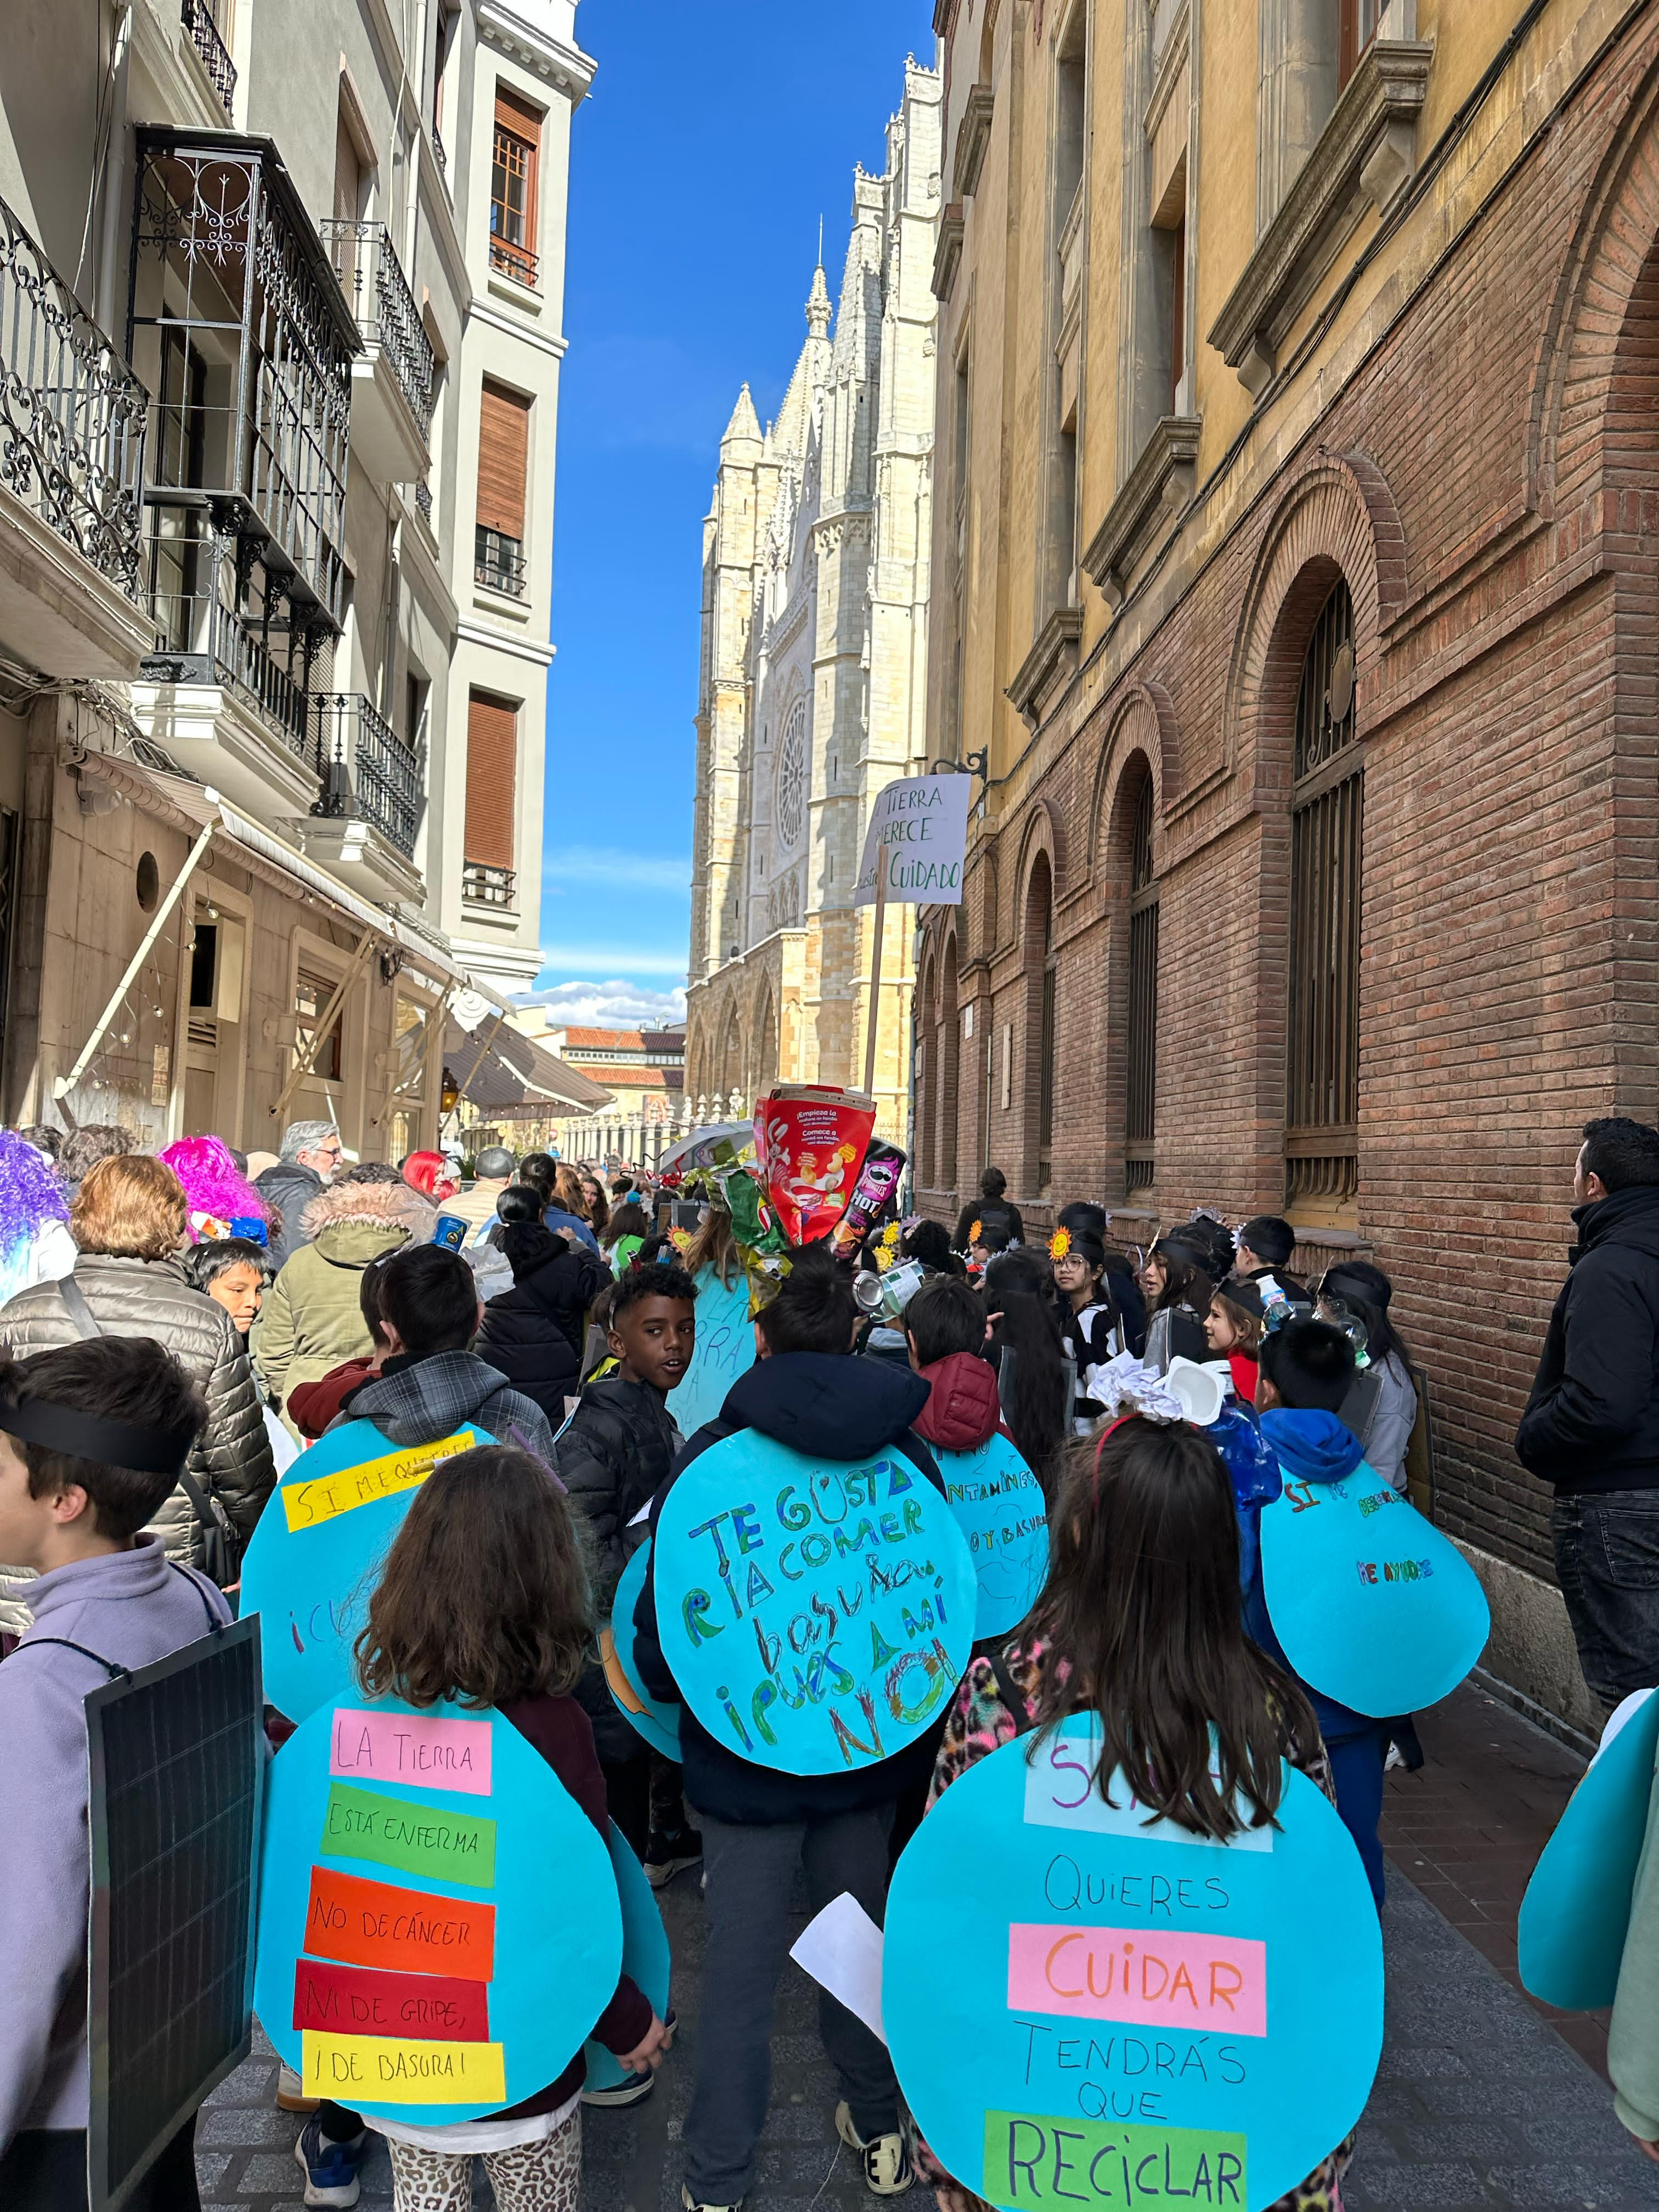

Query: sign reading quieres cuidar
[
  {"left": 883, "top": 1718, "right": 1383, "bottom": 2212},
  {"left": 653, "top": 1431, "right": 976, "bottom": 1775}
]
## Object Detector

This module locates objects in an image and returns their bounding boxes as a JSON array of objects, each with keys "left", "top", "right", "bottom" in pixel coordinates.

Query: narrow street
[{"left": 200, "top": 1685, "right": 1659, "bottom": 2212}]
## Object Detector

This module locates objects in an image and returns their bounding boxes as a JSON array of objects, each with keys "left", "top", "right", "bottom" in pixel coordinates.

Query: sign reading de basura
[
  {"left": 255, "top": 1695, "right": 622, "bottom": 2125},
  {"left": 936, "top": 1432, "right": 1051, "bottom": 1639},
  {"left": 853, "top": 774, "right": 972, "bottom": 908},
  {"left": 654, "top": 1431, "right": 976, "bottom": 1775},
  {"left": 1258, "top": 1455, "right": 1489, "bottom": 1717},
  {"left": 884, "top": 1717, "right": 1383, "bottom": 2212},
  {"left": 241, "top": 1421, "right": 494, "bottom": 1723}
]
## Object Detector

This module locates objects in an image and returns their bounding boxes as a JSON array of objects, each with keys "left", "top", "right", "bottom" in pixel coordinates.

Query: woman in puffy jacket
[{"left": 0, "top": 1153, "right": 275, "bottom": 1633}]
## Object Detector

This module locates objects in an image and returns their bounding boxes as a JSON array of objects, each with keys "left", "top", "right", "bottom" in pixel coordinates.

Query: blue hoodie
[{"left": 1244, "top": 1408, "right": 1372, "bottom": 1742}]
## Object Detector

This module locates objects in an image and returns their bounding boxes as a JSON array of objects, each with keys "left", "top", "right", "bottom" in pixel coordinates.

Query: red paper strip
[
  {"left": 292, "top": 1957, "right": 490, "bottom": 2042},
  {"left": 304, "top": 1863, "right": 496, "bottom": 1980}
]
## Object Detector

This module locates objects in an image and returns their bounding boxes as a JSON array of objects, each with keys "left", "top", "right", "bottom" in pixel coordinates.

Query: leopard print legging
[{"left": 385, "top": 2109, "right": 582, "bottom": 2211}]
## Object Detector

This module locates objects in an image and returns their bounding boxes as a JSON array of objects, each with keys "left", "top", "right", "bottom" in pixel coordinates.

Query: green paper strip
[
  {"left": 981, "top": 2110, "right": 1247, "bottom": 2210},
  {"left": 321, "top": 1781, "right": 497, "bottom": 1888}
]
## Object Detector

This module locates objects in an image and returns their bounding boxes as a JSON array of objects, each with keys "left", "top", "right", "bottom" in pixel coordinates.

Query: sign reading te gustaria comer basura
[
  {"left": 255, "top": 1696, "right": 621, "bottom": 2122},
  {"left": 853, "top": 774, "right": 972, "bottom": 907}
]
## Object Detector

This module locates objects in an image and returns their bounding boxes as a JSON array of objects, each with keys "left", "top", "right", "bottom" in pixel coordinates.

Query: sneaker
[
  {"left": 836, "top": 2103, "right": 914, "bottom": 2196},
  {"left": 294, "top": 2116, "right": 365, "bottom": 2208},
  {"left": 276, "top": 2061, "right": 319, "bottom": 2114},
  {"left": 645, "top": 1825, "right": 703, "bottom": 1888},
  {"left": 584, "top": 2070, "right": 656, "bottom": 2108},
  {"left": 681, "top": 2187, "right": 743, "bottom": 2212}
]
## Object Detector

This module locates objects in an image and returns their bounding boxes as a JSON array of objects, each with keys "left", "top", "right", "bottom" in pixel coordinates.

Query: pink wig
[{"left": 157, "top": 1136, "right": 270, "bottom": 1235}]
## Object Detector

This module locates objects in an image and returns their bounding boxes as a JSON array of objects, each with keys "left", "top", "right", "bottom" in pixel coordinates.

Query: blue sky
[{"left": 530, "top": 0, "right": 938, "bottom": 1028}]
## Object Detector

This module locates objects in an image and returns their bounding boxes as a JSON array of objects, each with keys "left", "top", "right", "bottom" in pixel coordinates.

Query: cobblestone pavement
[{"left": 201, "top": 1691, "right": 1659, "bottom": 2212}]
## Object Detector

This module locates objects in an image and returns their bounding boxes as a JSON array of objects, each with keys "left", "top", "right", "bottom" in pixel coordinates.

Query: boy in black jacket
[{"left": 634, "top": 1246, "right": 943, "bottom": 2211}]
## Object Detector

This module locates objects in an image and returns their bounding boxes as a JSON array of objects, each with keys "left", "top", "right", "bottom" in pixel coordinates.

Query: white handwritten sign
[{"left": 853, "top": 775, "right": 971, "bottom": 909}]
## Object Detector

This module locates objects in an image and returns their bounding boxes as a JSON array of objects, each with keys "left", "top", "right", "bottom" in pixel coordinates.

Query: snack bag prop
[
  {"left": 754, "top": 1085, "right": 876, "bottom": 1247},
  {"left": 242, "top": 1421, "right": 494, "bottom": 1722},
  {"left": 256, "top": 1695, "right": 621, "bottom": 2122},
  {"left": 828, "top": 1140, "right": 908, "bottom": 1262},
  {"left": 884, "top": 1719, "right": 1383, "bottom": 2212},
  {"left": 653, "top": 1429, "right": 975, "bottom": 1775}
]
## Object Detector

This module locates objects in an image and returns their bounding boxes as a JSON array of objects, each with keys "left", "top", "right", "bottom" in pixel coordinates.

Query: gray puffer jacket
[{"left": 0, "top": 1253, "right": 276, "bottom": 1633}]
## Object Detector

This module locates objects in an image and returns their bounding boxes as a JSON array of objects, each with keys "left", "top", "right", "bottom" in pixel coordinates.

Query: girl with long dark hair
[
  {"left": 1317, "top": 1259, "right": 1419, "bottom": 1493},
  {"left": 1139, "top": 1231, "right": 1214, "bottom": 1373},
  {"left": 911, "top": 1418, "right": 1351, "bottom": 2212},
  {"left": 982, "top": 1246, "right": 1069, "bottom": 1498},
  {"left": 1050, "top": 1225, "right": 1121, "bottom": 1429}
]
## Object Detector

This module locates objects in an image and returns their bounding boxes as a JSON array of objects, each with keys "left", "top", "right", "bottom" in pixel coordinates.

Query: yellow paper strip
[
  {"left": 301, "top": 2029, "right": 506, "bottom": 2105},
  {"left": 281, "top": 1434, "right": 473, "bottom": 1532}
]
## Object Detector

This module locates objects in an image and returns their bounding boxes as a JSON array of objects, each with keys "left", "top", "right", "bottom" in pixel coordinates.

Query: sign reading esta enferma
[{"left": 853, "top": 775, "right": 971, "bottom": 908}]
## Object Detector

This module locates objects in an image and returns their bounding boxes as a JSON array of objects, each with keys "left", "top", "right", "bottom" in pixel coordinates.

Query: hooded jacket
[
  {"left": 560, "top": 1375, "right": 684, "bottom": 1605},
  {"left": 633, "top": 1352, "right": 946, "bottom": 1824},
  {"left": 912, "top": 1351, "right": 1007, "bottom": 1452},
  {"left": 1516, "top": 1183, "right": 1659, "bottom": 1492},
  {"left": 254, "top": 1158, "right": 326, "bottom": 1271},
  {"left": 475, "top": 1223, "right": 611, "bottom": 1420},
  {"left": 337, "top": 1346, "right": 558, "bottom": 1467},
  {"left": 252, "top": 1180, "right": 434, "bottom": 1417},
  {"left": 0, "top": 1255, "right": 275, "bottom": 1633},
  {"left": 1245, "top": 1407, "right": 1371, "bottom": 1741}
]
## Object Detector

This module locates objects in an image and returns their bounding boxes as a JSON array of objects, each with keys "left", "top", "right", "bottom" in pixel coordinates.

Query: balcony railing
[
  {"left": 0, "top": 193, "right": 147, "bottom": 602},
  {"left": 432, "top": 127, "right": 447, "bottom": 177},
  {"left": 462, "top": 860, "right": 516, "bottom": 907},
  {"left": 319, "top": 220, "right": 435, "bottom": 442},
  {"left": 474, "top": 524, "right": 526, "bottom": 597},
  {"left": 488, "top": 235, "right": 539, "bottom": 289},
  {"left": 414, "top": 478, "right": 432, "bottom": 525},
  {"left": 143, "top": 577, "right": 313, "bottom": 759},
  {"left": 180, "top": 0, "right": 236, "bottom": 117},
  {"left": 313, "top": 692, "right": 425, "bottom": 859}
]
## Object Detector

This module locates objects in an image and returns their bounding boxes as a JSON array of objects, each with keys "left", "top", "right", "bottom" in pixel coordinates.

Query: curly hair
[{"left": 71, "top": 1155, "right": 188, "bottom": 1262}]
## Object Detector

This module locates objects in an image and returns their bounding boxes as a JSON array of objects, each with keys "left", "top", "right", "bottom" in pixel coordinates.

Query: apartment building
[
  {"left": 0, "top": 0, "right": 587, "bottom": 1153},
  {"left": 913, "top": 0, "right": 1659, "bottom": 1732}
]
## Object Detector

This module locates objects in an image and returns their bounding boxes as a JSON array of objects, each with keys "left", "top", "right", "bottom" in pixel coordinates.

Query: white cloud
[
  {"left": 518, "top": 978, "right": 689, "bottom": 1028},
  {"left": 541, "top": 845, "right": 691, "bottom": 893},
  {"left": 533, "top": 944, "right": 689, "bottom": 975}
]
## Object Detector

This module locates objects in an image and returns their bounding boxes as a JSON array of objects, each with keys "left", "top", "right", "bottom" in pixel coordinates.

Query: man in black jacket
[
  {"left": 1517, "top": 1116, "right": 1659, "bottom": 1707},
  {"left": 634, "top": 1246, "right": 941, "bottom": 2210}
]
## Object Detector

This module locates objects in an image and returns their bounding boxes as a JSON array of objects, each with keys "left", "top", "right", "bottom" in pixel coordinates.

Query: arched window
[
  {"left": 941, "top": 940, "right": 961, "bottom": 1193},
  {"left": 917, "top": 953, "right": 937, "bottom": 1189},
  {"left": 1286, "top": 578, "right": 1362, "bottom": 1224},
  {"left": 1125, "top": 774, "right": 1159, "bottom": 1196},
  {"left": 1024, "top": 856, "right": 1056, "bottom": 1195}
]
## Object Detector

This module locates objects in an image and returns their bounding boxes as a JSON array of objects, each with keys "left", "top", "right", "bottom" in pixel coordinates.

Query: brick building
[{"left": 914, "top": 0, "right": 1659, "bottom": 1734}]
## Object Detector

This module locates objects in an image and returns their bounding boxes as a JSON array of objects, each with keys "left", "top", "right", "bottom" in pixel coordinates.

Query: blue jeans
[
  {"left": 1553, "top": 1488, "right": 1659, "bottom": 1709},
  {"left": 1325, "top": 1726, "right": 1389, "bottom": 1910}
]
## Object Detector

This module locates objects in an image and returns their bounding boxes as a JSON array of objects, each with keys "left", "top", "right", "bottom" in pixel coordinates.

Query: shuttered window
[
  {"left": 477, "top": 382, "right": 528, "bottom": 537},
  {"left": 490, "top": 86, "right": 541, "bottom": 285},
  {"left": 465, "top": 690, "right": 517, "bottom": 869}
]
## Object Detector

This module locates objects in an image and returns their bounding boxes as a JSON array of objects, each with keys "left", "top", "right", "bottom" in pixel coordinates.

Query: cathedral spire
[
  {"left": 806, "top": 253, "right": 831, "bottom": 339},
  {"left": 720, "top": 381, "right": 762, "bottom": 451}
]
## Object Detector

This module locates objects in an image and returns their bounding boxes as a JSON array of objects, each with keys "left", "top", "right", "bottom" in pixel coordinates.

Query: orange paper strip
[{"left": 305, "top": 1864, "right": 495, "bottom": 1981}]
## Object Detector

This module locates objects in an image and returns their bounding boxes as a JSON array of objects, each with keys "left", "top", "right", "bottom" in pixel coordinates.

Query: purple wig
[
  {"left": 0, "top": 1128, "right": 71, "bottom": 1301},
  {"left": 157, "top": 1136, "right": 270, "bottom": 1235}
]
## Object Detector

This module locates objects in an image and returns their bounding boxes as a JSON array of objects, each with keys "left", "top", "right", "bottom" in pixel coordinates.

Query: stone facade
[
  {"left": 915, "top": 0, "right": 1659, "bottom": 1734},
  {"left": 685, "top": 59, "right": 941, "bottom": 1140}
]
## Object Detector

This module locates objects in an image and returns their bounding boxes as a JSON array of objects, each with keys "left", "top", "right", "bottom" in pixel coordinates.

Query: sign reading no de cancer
[
  {"left": 255, "top": 1695, "right": 620, "bottom": 2124},
  {"left": 853, "top": 774, "right": 972, "bottom": 909},
  {"left": 1258, "top": 1457, "right": 1489, "bottom": 1717},
  {"left": 653, "top": 1431, "right": 976, "bottom": 1775},
  {"left": 241, "top": 1421, "right": 494, "bottom": 1723},
  {"left": 884, "top": 1719, "right": 1383, "bottom": 2212}
]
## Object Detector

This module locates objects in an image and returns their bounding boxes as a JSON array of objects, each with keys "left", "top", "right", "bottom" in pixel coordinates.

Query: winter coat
[
  {"left": 1246, "top": 1408, "right": 1372, "bottom": 1743},
  {"left": 337, "top": 1346, "right": 558, "bottom": 1467},
  {"left": 1060, "top": 1298, "right": 1123, "bottom": 1423},
  {"left": 543, "top": 1204, "right": 603, "bottom": 1258},
  {"left": 1516, "top": 1183, "right": 1659, "bottom": 1493},
  {"left": 953, "top": 1197, "right": 1025, "bottom": 1250},
  {"left": 1144, "top": 1301, "right": 1207, "bottom": 1375},
  {"left": 633, "top": 1351, "right": 947, "bottom": 1825},
  {"left": 912, "top": 1350, "right": 1008, "bottom": 1453},
  {"left": 475, "top": 1224, "right": 611, "bottom": 1421},
  {"left": 560, "top": 1375, "right": 683, "bottom": 1605},
  {"left": 286, "top": 1356, "right": 378, "bottom": 1440},
  {"left": 252, "top": 1180, "right": 433, "bottom": 1417},
  {"left": 0, "top": 1254, "right": 275, "bottom": 1633},
  {"left": 254, "top": 1158, "right": 327, "bottom": 1270}
]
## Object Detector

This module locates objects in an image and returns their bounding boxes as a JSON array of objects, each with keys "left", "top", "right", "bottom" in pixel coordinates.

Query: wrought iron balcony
[
  {"left": 474, "top": 524, "right": 526, "bottom": 597},
  {"left": 462, "top": 860, "right": 516, "bottom": 907},
  {"left": 319, "top": 220, "right": 435, "bottom": 443},
  {"left": 488, "top": 235, "right": 539, "bottom": 289},
  {"left": 142, "top": 566, "right": 314, "bottom": 761},
  {"left": 414, "top": 478, "right": 433, "bottom": 525},
  {"left": 432, "top": 127, "right": 447, "bottom": 177},
  {"left": 312, "top": 692, "right": 425, "bottom": 859},
  {"left": 180, "top": 0, "right": 236, "bottom": 118},
  {"left": 0, "top": 191, "right": 146, "bottom": 603}
]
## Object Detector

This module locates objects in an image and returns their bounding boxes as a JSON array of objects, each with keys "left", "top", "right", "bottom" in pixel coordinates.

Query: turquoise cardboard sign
[
  {"left": 241, "top": 1421, "right": 495, "bottom": 1723},
  {"left": 666, "top": 1266, "right": 754, "bottom": 1437},
  {"left": 1519, "top": 1688, "right": 1659, "bottom": 2011},
  {"left": 653, "top": 1430, "right": 976, "bottom": 1775},
  {"left": 884, "top": 1717, "right": 1383, "bottom": 2212},
  {"left": 1258, "top": 1457, "right": 1488, "bottom": 1716},
  {"left": 255, "top": 1694, "right": 621, "bottom": 2123},
  {"left": 585, "top": 1819, "right": 672, "bottom": 2094},
  {"left": 604, "top": 1541, "right": 682, "bottom": 1759},
  {"left": 936, "top": 1432, "right": 1049, "bottom": 1639}
]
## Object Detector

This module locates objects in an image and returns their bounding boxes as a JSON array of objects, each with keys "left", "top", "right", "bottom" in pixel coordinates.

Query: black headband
[{"left": 0, "top": 1395, "right": 196, "bottom": 1475}]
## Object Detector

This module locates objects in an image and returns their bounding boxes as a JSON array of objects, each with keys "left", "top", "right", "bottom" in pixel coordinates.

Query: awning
[{"left": 444, "top": 1001, "right": 614, "bottom": 1116}]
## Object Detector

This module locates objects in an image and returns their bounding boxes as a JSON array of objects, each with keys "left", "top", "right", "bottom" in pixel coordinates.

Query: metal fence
[{"left": 312, "top": 692, "right": 425, "bottom": 859}]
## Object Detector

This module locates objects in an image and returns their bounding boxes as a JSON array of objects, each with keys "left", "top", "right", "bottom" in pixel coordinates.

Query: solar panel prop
[
  {"left": 240, "top": 1421, "right": 494, "bottom": 1723},
  {"left": 85, "top": 1615, "right": 264, "bottom": 2212},
  {"left": 256, "top": 1694, "right": 623, "bottom": 2121}
]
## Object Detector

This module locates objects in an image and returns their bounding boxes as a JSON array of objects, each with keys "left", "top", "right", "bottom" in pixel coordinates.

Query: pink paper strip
[
  {"left": 1007, "top": 1922, "right": 1267, "bottom": 2039},
  {"left": 329, "top": 1708, "right": 493, "bottom": 1798}
]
